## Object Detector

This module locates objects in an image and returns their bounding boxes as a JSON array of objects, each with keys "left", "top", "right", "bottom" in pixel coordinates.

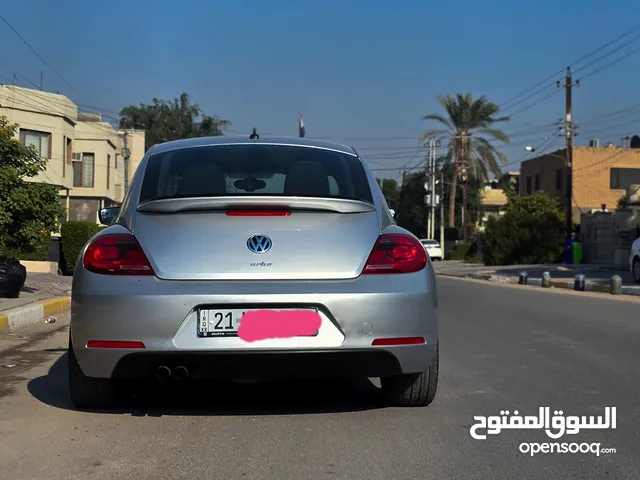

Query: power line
[
  {"left": 577, "top": 44, "right": 640, "bottom": 81},
  {"left": 504, "top": 89, "right": 563, "bottom": 119},
  {"left": 497, "top": 27, "right": 640, "bottom": 121},
  {"left": 0, "top": 63, "right": 120, "bottom": 122},
  {"left": 0, "top": 13, "right": 98, "bottom": 110},
  {"left": 499, "top": 25, "right": 640, "bottom": 110},
  {"left": 572, "top": 33, "right": 640, "bottom": 76}
]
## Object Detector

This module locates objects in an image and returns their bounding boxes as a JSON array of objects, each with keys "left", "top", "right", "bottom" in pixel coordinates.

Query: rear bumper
[
  {"left": 111, "top": 349, "right": 411, "bottom": 380},
  {"left": 71, "top": 267, "right": 438, "bottom": 379}
]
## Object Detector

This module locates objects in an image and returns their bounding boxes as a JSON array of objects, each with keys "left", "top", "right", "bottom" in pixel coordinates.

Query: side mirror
[
  {"left": 389, "top": 208, "right": 396, "bottom": 218},
  {"left": 99, "top": 206, "right": 120, "bottom": 225}
]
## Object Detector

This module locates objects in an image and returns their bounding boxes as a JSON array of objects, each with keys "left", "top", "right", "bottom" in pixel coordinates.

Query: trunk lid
[{"left": 133, "top": 198, "right": 380, "bottom": 280}]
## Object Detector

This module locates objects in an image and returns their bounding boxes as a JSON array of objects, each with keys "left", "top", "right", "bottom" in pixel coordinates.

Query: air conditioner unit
[
  {"left": 589, "top": 138, "right": 600, "bottom": 147},
  {"left": 71, "top": 152, "right": 83, "bottom": 162}
]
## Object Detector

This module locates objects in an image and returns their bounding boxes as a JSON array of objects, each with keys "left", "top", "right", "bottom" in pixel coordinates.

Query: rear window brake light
[{"left": 226, "top": 211, "right": 291, "bottom": 216}]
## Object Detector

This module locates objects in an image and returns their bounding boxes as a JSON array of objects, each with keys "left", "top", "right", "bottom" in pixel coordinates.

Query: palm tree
[{"left": 419, "top": 94, "right": 510, "bottom": 228}]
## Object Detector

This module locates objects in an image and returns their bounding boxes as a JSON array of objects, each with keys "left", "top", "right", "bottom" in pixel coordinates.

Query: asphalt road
[{"left": 0, "top": 278, "right": 638, "bottom": 480}]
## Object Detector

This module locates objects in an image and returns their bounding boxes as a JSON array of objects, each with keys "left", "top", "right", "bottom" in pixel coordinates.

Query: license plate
[{"left": 197, "top": 308, "right": 319, "bottom": 338}]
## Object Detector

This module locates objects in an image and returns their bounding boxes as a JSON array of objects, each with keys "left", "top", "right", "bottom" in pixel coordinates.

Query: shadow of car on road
[{"left": 28, "top": 351, "right": 388, "bottom": 417}]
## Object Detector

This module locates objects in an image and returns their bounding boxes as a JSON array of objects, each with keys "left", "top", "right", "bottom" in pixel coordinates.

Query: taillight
[
  {"left": 362, "top": 234, "right": 427, "bottom": 274},
  {"left": 83, "top": 233, "right": 155, "bottom": 276}
]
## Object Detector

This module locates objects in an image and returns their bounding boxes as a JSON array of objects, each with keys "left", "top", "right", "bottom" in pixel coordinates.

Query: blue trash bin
[{"left": 563, "top": 239, "right": 574, "bottom": 264}]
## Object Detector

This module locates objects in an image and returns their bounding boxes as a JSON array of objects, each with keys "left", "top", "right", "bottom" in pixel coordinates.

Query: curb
[
  {"left": 0, "top": 296, "right": 71, "bottom": 333},
  {"left": 438, "top": 273, "right": 640, "bottom": 297}
]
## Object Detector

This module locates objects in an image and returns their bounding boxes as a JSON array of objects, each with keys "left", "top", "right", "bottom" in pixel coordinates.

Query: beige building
[
  {"left": 519, "top": 146, "right": 640, "bottom": 223},
  {"left": 0, "top": 85, "right": 145, "bottom": 224},
  {"left": 477, "top": 171, "right": 519, "bottom": 232}
]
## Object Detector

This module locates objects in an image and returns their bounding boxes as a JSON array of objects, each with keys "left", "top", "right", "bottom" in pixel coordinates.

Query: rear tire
[
  {"left": 68, "top": 334, "right": 117, "bottom": 409},
  {"left": 633, "top": 258, "right": 640, "bottom": 284},
  {"left": 381, "top": 343, "right": 439, "bottom": 407}
]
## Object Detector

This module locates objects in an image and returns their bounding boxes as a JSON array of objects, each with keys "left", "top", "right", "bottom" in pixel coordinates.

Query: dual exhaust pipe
[{"left": 155, "top": 365, "right": 189, "bottom": 381}]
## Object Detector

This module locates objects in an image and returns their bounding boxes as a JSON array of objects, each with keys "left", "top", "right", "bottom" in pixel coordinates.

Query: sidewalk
[
  {"left": 0, "top": 274, "right": 72, "bottom": 333},
  {"left": 433, "top": 260, "right": 640, "bottom": 293}
]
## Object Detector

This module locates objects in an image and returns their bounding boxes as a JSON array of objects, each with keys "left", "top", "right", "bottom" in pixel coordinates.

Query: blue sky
[{"left": 1, "top": 0, "right": 640, "bottom": 181}]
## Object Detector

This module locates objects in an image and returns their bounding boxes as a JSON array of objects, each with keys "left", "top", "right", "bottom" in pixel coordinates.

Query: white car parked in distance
[{"left": 420, "top": 239, "right": 442, "bottom": 261}]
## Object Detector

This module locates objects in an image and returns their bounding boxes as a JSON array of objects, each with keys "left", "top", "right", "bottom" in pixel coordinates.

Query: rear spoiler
[{"left": 136, "top": 196, "right": 377, "bottom": 214}]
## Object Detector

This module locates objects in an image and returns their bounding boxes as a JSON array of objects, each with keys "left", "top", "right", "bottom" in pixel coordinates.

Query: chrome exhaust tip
[
  {"left": 156, "top": 365, "right": 171, "bottom": 381},
  {"left": 174, "top": 365, "right": 189, "bottom": 380}
]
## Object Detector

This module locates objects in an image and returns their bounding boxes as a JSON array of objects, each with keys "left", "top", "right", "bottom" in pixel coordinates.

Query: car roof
[{"left": 149, "top": 135, "right": 359, "bottom": 157}]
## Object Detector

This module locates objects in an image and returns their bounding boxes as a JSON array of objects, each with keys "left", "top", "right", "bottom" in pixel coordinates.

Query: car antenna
[{"left": 249, "top": 128, "right": 259, "bottom": 140}]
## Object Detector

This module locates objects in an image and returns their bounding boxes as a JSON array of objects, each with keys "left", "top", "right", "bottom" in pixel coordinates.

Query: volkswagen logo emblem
[{"left": 247, "top": 234, "right": 272, "bottom": 254}]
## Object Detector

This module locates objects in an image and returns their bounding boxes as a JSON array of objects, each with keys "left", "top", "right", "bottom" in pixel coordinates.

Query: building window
[
  {"left": 526, "top": 176, "right": 532, "bottom": 195},
  {"left": 107, "top": 154, "right": 111, "bottom": 189},
  {"left": 66, "top": 138, "right": 72, "bottom": 165},
  {"left": 534, "top": 174, "right": 540, "bottom": 191},
  {"left": 610, "top": 168, "right": 640, "bottom": 190},
  {"left": 73, "top": 153, "right": 95, "bottom": 188},
  {"left": 20, "top": 129, "right": 51, "bottom": 159},
  {"left": 556, "top": 168, "right": 562, "bottom": 191}
]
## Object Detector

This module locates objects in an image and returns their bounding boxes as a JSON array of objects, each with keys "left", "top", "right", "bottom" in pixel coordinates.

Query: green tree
[
  {"left": 0, "top": 116, "right": 65, "bottom": 258},
  {"left": 483, "top": 185, "right": 564, "bottom": 266},
  {"left": 396, "top": 171, "right": 428, "bottom": 238},
  {"left": 419, "top": 93, "right": 510, "bottom": 228},
  {"left": 377, "top": 178, "right": 399, "bottom": 211},
  {"left": 119, "top": 92, "right": 231, "bottom": 151}
]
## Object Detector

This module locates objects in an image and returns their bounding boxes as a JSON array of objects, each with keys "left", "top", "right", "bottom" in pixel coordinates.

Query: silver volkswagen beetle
[{"left": 69, "top": 135, "right": 439, "bottom": 409}]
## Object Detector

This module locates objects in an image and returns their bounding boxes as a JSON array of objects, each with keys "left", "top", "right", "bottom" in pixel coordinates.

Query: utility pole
[
  {"left": 458, "top": 133, "right": 470, "bottom": 241},
  {"left": 430, "top": 139, "right": 437, "bottom": 239},
  {"left": 557, "top": 66, "right": 579, "bottom": 242},
  {"left": 426, "top": 138, "right": 434, "bottom": 239},
  {"left": 440, "top": 170, "right": 445, "bottom": 249}
]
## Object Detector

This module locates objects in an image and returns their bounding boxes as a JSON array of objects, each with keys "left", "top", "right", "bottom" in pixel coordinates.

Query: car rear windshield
[{"left": 138, "top": 144, "right": 374, "bottom": 204}]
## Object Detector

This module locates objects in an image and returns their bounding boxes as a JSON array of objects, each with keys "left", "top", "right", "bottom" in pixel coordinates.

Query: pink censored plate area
[{"left": 237, "top": 310, "right": 322, "bottom": 343}]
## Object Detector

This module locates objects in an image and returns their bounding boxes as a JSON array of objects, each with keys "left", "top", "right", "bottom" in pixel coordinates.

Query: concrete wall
[
  {"left": 581, "top": 212, "right": 616, "bottom": 264},
  {"left": 580, "top": 209, "right": 640, "bottom": 267}
]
